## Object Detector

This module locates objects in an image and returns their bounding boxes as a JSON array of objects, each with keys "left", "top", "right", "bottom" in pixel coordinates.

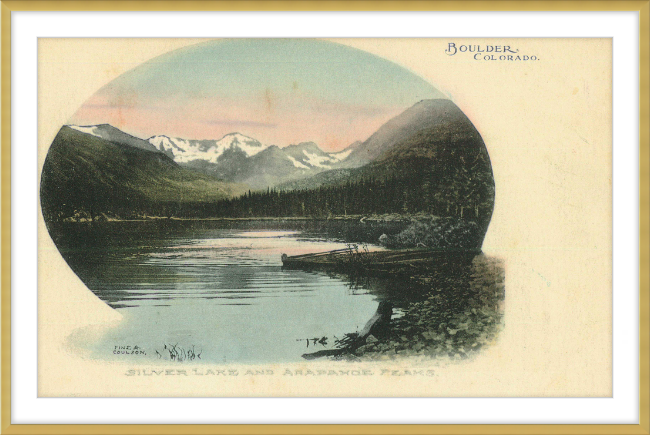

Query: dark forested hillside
[
  {"left": 40, "top": 126, "right": 243, "bottom": 222},
  {"left": 191, "top": 159, "right": 492, "bottom": 225},
  {"left": 273, "top": 99, "right": 495, "bottom": 229}
]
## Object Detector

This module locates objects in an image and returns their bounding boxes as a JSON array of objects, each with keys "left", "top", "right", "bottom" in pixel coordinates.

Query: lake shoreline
[
  {"left": 50, "top": 212, "right": 486, "bottom": 252},
  {"left": 58, "top": 213, "right": 434, "bottom": 224}
]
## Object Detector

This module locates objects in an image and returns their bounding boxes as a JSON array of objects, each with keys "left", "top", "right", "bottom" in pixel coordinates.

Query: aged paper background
[{"left": 37, "top": 38, "right": 612, "bottom": 397}]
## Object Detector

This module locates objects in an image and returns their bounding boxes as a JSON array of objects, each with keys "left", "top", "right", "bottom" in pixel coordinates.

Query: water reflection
[
  {"left": 303, "top": 253, "right": 505, "bottom": 361},
  {"left": 53, "top": 221, "right": 382, "bottom": 363},
  {"left": 48, "top": 221, "right": 504, "bottom": 364}
]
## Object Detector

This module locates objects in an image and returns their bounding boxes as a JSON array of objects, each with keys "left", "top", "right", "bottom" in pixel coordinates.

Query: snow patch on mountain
[
  {"left": 302, "top": 150, "right": 338, "bottom": 168},
  {"left": 286, "top": 155, "right": 310, "bottom": 170},
  {"left": 69, "top": 125, "right": 102, "bottom": 138},
  {"left": 330, "top": 148, "right": 353, "bottom": 161},
  {"left": 149, "top": 135, "right": 188, "bottom": 153}
]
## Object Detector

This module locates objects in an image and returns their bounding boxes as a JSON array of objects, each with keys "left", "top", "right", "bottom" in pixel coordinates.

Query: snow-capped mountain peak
[
  {"left": 216, "top": 133, "right": 265, "bottom": 156},
  {"left": 147, "top": 132, "right": 267, "bottom": 163},
  {"left": 279, "top": 141, "right": 356, "bottom": 170}
]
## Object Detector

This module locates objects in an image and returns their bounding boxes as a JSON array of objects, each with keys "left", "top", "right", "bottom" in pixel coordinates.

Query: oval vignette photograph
[{"left": 37, "top": 37, "right": 612, "bottom": 399}]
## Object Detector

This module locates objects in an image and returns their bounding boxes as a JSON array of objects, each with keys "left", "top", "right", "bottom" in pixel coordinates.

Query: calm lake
[{"left": 47, "top": 220, "right": 505, "bottom": 364}]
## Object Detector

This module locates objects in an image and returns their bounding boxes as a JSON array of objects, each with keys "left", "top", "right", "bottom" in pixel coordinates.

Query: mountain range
[
  {"left": 148, "top": 133, "right": 358, "bottom": 189},
  {"left": 69, "top": 125, "right": 361, "bottom": 190},
  {"left": 42, "top": 99, "right": 495, "bottom": 238}
]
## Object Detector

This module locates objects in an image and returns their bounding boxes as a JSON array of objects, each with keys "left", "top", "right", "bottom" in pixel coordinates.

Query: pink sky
[
  {"left": 70, "top": 92, "right": 405, "bottom": 152},
  {"left": 67, "top": 40, "right": 445, "bottom": 151}
]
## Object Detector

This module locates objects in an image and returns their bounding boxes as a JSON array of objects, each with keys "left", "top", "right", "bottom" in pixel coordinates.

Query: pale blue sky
[{"left": 72, "top": 39, "right": 446, "bottom": 150}]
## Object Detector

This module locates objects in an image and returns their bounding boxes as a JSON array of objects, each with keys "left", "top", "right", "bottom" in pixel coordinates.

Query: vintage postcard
[{"left": 37, "top": 38, "right": 612, "bottom": 397}]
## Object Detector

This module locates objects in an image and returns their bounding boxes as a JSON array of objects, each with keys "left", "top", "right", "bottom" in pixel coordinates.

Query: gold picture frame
[{"left": 2, "top": 0, "right": 648, "bottom": 433}]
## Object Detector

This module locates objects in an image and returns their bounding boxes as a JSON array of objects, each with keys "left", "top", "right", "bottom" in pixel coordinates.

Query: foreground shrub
[{"left": 383, "top": 217, "right": 481, "bottom": 250}]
